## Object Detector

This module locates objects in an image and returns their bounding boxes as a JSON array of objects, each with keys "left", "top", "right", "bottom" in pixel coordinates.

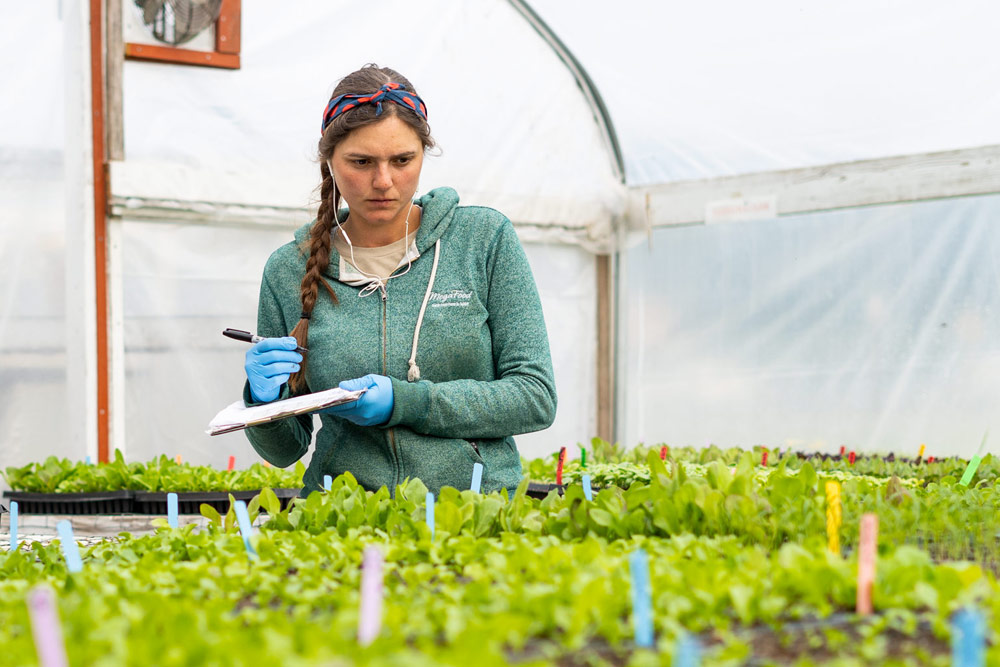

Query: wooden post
[{"left": 596, "top": 253, "right": 614, "bottom": 442}]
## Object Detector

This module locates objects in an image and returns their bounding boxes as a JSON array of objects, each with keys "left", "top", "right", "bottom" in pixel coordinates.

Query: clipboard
[{"left": 206, "top": 387, "right": 366, "bottom": 435}]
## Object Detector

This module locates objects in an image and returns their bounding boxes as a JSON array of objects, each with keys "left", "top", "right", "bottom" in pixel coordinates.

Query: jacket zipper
[{"left": 381, "top": 287, "right": 399, "bottom": 482}]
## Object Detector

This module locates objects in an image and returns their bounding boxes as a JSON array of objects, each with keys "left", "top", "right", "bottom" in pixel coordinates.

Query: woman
[{"left": 242, "top": 64, "right": 557, "bottom": 495}]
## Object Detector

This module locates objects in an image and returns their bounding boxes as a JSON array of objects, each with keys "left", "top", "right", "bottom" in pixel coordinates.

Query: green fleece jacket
[{"left": 243, "top": 187, "right": 557, "bottom": 495}]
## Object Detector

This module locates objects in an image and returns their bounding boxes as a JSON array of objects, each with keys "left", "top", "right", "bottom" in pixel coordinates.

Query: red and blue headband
[{"left": 321, "top": 82, "right": 428, "bottom": 136}]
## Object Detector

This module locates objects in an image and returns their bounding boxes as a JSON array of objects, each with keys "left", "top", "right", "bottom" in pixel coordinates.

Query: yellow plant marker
[{"left": 825, "top": 481, "right": 841, "bottom": 555}]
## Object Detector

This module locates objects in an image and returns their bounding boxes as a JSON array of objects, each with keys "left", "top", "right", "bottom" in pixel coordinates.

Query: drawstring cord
[{"left": 407, "top": 239, "right": 440, "bottom": 382}]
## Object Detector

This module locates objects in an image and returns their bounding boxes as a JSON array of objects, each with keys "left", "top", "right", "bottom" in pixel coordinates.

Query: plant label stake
[
  {"left": 9, "top": 500, "right": 18, "bottom": 552},
  {"left": 27, "top": 586, "right": 69, "bottom": 667},
  {"left": 227, "top": 455, "right": 235, "bottom": 471},
  {"left": 917, "top": 444, "right": 926, "bottom": 464},
  {"left": 425, "top": 492, "right": 435, "bottom": 540},
  {"left": 56, "top": 521, "right": 82, "bottom": 574},
  {"left": 660, "top": 445, "right": 668, "bottom": 461},
  {"left": 470, "top": 463, "right": 483, "bottom": 493},
  {"left": 85, "top": 456, "right": 91, "bottom": 465},
  {"left": 825, "top": 481, "right": 841, "bottom": 555},
  {"left": 323, "top": 475, "right": 333, "bottom": 492},
  {"left": 839, "top": 445, "right": 846, "bottom": 457},
  {"left": 233, "top": 500, "right": 256, "bottom": 557},
  {"left": 175, "top": 454, "right": 182, "bottom": 465},
  {"left": 952, "top": 608, "right": 985, "bottom": 667},
  {"left": 582, "top": 474, "right": 593, "bottom": 501},
  {"left": 673, "top": 633, "right": 701, "bottom": 667},
  {"left": 848, "top": 451, "right": 856, "bottom": 466},
  {"left": 856, "top": 514, "right": 878, "bottom": 615},
  {"left": 580, "top": 447, "right": 587, "bottom": 468},
  {"left": 959, "top": 457, "right": 982, "bottom": 487},
  {"left": 358, "top": 546, "right": 383, "bottom": 646},
  {"left": 628, "top": 549, "right": 654, "bottom": 648},
  {"left": 167, "top": 493, "right": 179, "bottom": 529},
  {"left": 556, "top": 447, "right": 567, "bottom": 485},
  {"left": 761, "top": 449, "right": 768, "bottom": 467}
]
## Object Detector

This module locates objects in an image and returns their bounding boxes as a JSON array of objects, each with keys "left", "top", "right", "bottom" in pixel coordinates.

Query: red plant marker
[
  {"left": 227, "top": 455, "right": 235, "bottom": 471},
  {"left": 761, "top": 449, "right": 768, "bottom": 467},
  {"left": 927, "top": 456, "right": 935, "bottom": 464},
  {"left": 839, "top": 445, "right": 846, "bottom": 457},
  {"left": 856, "top": 514, "right": 878, "bottom": 615},
  {"left": 659, "top": 445, "right": 668, "bottom": 461},
  {"left": 556, "top": 446, "right": 567, "bottom": 485},
  {"left": 849, "top": 451, "right": 856, "bottom": 465}
]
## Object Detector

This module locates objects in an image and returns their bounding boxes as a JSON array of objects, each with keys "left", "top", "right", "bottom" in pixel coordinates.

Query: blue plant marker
[
  {"left": 426, "top": 492, "right": 435, "bottom": 540},
  {"left": 470, "top": 462, "right": 483, "bottom": 493},
  {"left": 233, "top": 500, "right": 256, "bottom": 557},
  {"left": 323, "top": 475, "right": 332, "bottom": 492},
  {"left": 85, "top": 456, "right": 91, "bottom": 465},
  {"left": 167, "top": 493, "right": 178, "bottom": 529},
  {"left": 56, "top": 521, "right": 83, "bottom": 573},
  {"left": 673, "top": 633, "right": 701, "bottom": 667},
  {"left": 9, "top": 501, "right": 18, "bottom": 552},
  {"left": 582, "top": 474, "right": 593, "bottom": 501},
  {"left": 952, "top": 608, "right": 985, "bottom": 667},
  {"left": 629, "top": 548, "right": 654, "bottom": 648}
]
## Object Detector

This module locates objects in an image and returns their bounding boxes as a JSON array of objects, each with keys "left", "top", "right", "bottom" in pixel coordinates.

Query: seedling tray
[
  {"left": 526, "top": 482, "right": 599, "bottom": 499},
  {"left": 133, "top": 488, "right": 301, "bottom": 515},
  {"left": 2, "top": 490, "right": 134, "bottom": 515}
]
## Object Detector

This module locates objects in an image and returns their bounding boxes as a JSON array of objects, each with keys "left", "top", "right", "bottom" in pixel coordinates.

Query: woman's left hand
[{"left": 322, "top": 374, "right": 394, "bottom": 426}]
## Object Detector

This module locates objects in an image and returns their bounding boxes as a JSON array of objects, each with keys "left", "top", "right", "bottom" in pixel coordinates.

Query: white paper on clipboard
[{"left": 206, "top": 387, "right": 366, "bottom": 435}]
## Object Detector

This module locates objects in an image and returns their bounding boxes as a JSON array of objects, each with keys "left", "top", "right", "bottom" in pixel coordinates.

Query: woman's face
[{"left": 330, "top": 114, "right": 424, "bottom": 231}]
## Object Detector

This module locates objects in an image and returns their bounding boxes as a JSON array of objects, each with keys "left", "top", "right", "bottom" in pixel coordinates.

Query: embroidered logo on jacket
[{"left": 429, "top": 289, "right": 473, "bottom": 308}]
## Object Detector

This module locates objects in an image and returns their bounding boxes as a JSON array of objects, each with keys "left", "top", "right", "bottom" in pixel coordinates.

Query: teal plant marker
[
  {"left": 167, "top": 493, "right": 179, "bottom": 529},
  {"left": 233, "top": 500, "right": 256, "bottom": 557},
  {"left": 582, "top": 474, "right": 593, "bottom": 501},
  {"left": 84, "top": 456, "right": 91, "bottom": 465},
  {"left": 580, "top": 447, "right": 587, "bottom": 468},
  {"left": 323, "top": 475, "right": 332, "bottom": 492},
  {"left": 960, "top": 431, "right": 990, "bottom": 487},
  {"left": 55, "top": 521, "right": 82, "bottom": 573},
  {"left": 952, "top": 608, "right": 985, "bottom": 667},
  {"left": 628, "top": 548, "right": 654, "bottom": 648},
  {"left": 27, "top": 586, "right": 69, "bottom": 667},
  {"left": 673, "top": 633, "right": 701, "bottom": 667},
  {"left": 426, "top": 492, "right": 435, "bottom": 540},
  {"left": 9, "top": 500, "right": 18, "bottom": 552},
  {"left": 470, "top": 462, "right": 483, "bottom": 493}
]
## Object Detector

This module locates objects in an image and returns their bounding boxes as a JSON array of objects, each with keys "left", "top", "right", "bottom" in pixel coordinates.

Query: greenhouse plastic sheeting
[
  {"left": 619, "top": 194, "right": 1000, "bottom": 457},
  {"left": 120, "top": 219, "right": 594, "bottom": 465},
  {"left": 531, "top": 0, "right": 1000, "bottom": 184}
]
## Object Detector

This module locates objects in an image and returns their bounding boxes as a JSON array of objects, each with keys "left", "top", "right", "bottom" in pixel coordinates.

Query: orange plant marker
[
  {"left": 556, "top": 447, "right": 567, "bottom": 485},
  {"left": 175, "top": 454, "right": 182, "bottom": 465},
  {"left": 856, "top": 514, "right": 878, "bottom": 615}
]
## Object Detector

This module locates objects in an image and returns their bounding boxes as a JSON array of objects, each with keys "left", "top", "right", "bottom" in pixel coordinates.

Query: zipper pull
[{"left": 380, "top": 285, "right": 387, "bottom": 301}]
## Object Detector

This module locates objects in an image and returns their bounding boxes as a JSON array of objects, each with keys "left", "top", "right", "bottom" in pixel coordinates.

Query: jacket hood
[{"left": 293, "top": 187, "right": 460, "bottom": 279}]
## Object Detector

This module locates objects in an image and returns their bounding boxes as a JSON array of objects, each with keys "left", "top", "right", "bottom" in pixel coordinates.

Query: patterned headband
[{"left": 321, "top": 82, "right": 428, "bottom": 136}]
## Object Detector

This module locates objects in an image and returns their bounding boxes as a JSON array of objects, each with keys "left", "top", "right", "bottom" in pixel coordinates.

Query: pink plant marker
[
  {"left": 227, "top": 455, "right": 235, "bottom": 471},
  {"left": 27, "top": 586, "right": 69, "bottom": 667},
  {"left": 856, "top": 513, "right": 878, "bottom": 615},
  {"left": 358, "top": 546, "right": 383, "bottom": 646}
]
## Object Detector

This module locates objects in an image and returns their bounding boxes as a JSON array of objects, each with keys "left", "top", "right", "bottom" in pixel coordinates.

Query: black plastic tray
[
  {"left": 133, "top": 488, "right": 301, "bottom": 515},
  {"left": 2, "top": 490, "right": 134, "bottom": 515},
  {"left": 526, "top": 482, "right": 602, "bottom": 499}
]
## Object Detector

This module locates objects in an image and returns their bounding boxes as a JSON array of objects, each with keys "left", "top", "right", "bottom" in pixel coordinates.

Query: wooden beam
[
  {"left": 628, "top": 144, "right": 1000, "bottom": 230},
  {"left": 595, "top": 254, "right": 613, "bottom": 443},
  {"left": 105, "top": 0, "right": 123, "bottom": 160},
  {"left": 90, "top": 0, "right": 110, "bottom": 463},
  {"left": 215, "top": 0, "right": 241, "bottom": 55},
  {"left": 125, "top": 42, "right": 240, "bottom": 69}
]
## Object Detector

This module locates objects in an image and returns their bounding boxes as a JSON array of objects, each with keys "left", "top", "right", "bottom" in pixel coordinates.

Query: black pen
[{"left": 223, "top": 328, "right": 308, "bottom": 354}]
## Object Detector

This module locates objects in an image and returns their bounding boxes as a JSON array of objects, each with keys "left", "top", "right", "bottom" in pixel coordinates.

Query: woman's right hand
[{"left": 245, "top": 337, "right": 303, "bottom": 403}]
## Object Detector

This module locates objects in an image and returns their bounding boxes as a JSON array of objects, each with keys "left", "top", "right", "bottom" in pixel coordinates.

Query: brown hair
[{"left": 287, "top": 64, "right": 435, "bottom": 393}]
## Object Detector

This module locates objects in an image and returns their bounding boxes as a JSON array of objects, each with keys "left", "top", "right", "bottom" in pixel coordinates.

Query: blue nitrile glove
[
  {"left": 244, "top": 337, "right": 302, "bottom": 403},
  {"left": 321, "top": 374, "right": 394, "bottom": 426}
]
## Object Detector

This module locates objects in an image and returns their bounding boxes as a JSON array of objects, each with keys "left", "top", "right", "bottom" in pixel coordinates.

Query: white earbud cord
[{"left": 331, "top": 182, "right": 417, "bottom": 298}]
